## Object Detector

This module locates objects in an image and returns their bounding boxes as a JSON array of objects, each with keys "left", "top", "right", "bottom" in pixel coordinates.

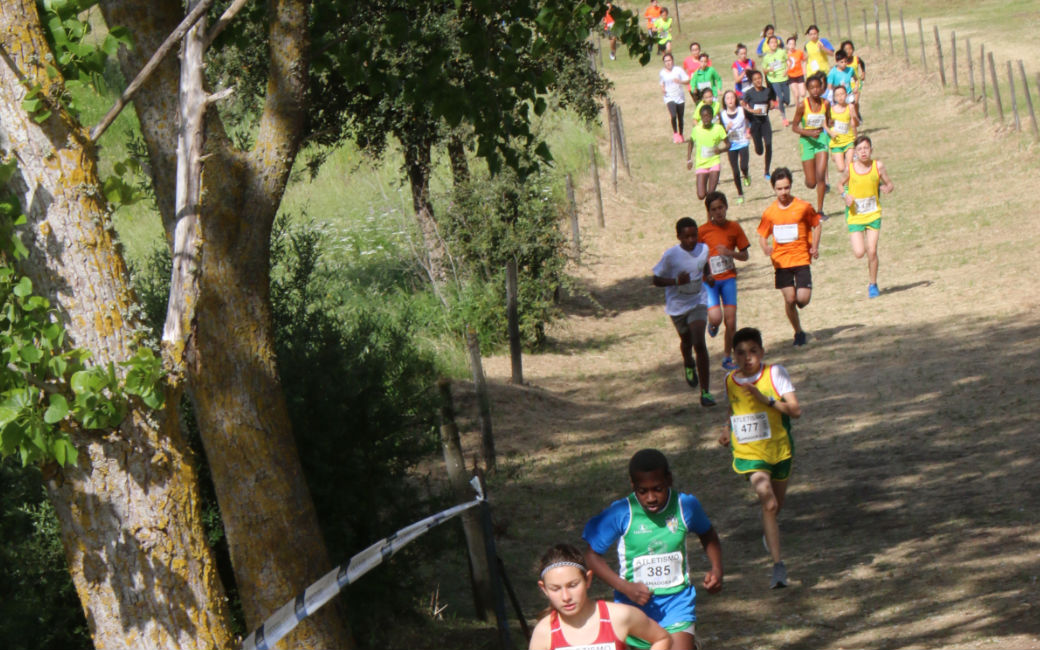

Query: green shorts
[
  {"left": 847, "top": 217, "right": 882, "bottom": 232},
  {"left": 734, "top": 456, "right": 792, "bottom": 480},
  {"left": 830, "top": 140, "right": 854, "bottom": 153},
  {"left": 800, "top": 133, "right": 830, "bottom": 160},
  {"left": 628, "top": 623, "right": 695, "bottom": 649}
]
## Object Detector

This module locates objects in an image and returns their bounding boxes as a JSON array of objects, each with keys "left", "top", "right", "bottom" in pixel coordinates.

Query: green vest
[{"left": 619, "top": 491, "right": 690, "bottom": 596}]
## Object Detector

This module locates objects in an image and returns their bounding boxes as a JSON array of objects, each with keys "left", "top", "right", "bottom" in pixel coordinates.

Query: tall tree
[{"left": 0, "top": 1, "right": 233, "bottom": 647}]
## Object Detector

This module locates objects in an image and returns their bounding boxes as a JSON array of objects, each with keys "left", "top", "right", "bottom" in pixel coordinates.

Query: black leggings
[
  {"left": 727, "top": 147, "right": 749, "bottom": 194},
  {"left": 750, "top": 119, "right": 773, "bottom": 173},
  {"left": 666, "top": 101, "right": 685, "bottom": 135}
]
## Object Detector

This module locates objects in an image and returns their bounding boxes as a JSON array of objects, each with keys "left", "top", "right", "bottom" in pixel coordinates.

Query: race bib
[
  {"left": 558, "top": 644, "right": 614, "bottom": 650},
  {"left": 805, "top": 113, "right": 825, "bottom": 128},
  {"left": 832, "top": 120, "right": 850, "bottom": 135},
  {"left": 770, "top": 59, "right": 784, "bottom": 72},
  {"left": 632, "top": 552, "right": 684, "bottom": 590},
  {"left": 731, "top": 412, "right": 771, "bottom": 444},
  {"left": 854, "top": 196, "right": 878, "bottom": 213},
  {"left": 808, "top": 59, "right": 820, "bottom": 72},
  {"left": 753, "top": 103, "right": 767, "bottom": 115},
  {"left": 729, "top": 128, "right": 747, "bottom": 144},
  {"left": 709, "top": 254, "right": 735, "bottom": 275},
  {"left": 700, "top": 145, "right": 716, "bottom": 159},
  {"left": 698, "top": 81, "right": 711, "bottom": 90},
  {"left": 773, "top": 222, "right": 799, "bottom": 244},
  {"left": 677, "top": 277, "right": 700, "bottom": 294}
]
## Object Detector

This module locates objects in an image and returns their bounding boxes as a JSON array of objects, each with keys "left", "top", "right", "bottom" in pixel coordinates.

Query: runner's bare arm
[
  {"left": 877, "top": 160, "right": 895, "bottom": 193},
  {"left": 809, "top": 223, "right": 822, "bottom": 259},
  {"left": 758, "top": 234, "right": 773, "bottom": 257},
  {"left": 610, "top": 603, "right": 671, "bottom": 649},
  {"left": 584, "top": 546, "right": 652, "bottom": 605},
  {"left": 696, "top": 527, "right": 724, "bottom": 593}
]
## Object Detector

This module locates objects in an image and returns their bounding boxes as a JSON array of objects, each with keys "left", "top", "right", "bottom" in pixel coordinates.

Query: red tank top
[{"left": 549, "top": 600, "right": 627, "bottom": 649}]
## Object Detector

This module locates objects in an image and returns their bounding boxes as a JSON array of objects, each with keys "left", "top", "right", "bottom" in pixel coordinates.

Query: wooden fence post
[
  {"left": 988, "top": 51, "right": 1004, "bottom": 123},
  {"left": 967, "top": 38, "right": 974, "bottom": 101},
  {"left": 811, "top": 0, "right": 818, "bottom": 26},
  {"left": 589, "top": 143, "right": 604, "bottom": 227},
  {"left": 506, "top": 259, "right": 523, "bottom": 385},
  {"left": 465, "top": 330, "right": 496, "bottom": 471},
  {"left": 884, "top": 0, "right": 893, "bottom": 52},
  {"left": 918, "top": 18, "right": 926, "bottom": 70},
  {"left": 980, "top": 44, "right": 988, "bottom": 117},
  {"left": 820, "top": 0, "right": 831, "bottom": 38},
  {"left": 605, "top": 99, "right": 615, "bottom": 169},
  {"left": 439, "top": 378, "right": 494, "bottom": 621},
  {"left": 1020, "top": 61, "right": 1040, "bottom": 139},
  {"left": 673, "top": 0, "right": 682, "bottom": 34},
  {"left": 951, "top": 32, "right": 958, "bottom": 92},
  {"left": 789, "top": 0, "right": 801, "bottom": 37},
  {"left": 873, "top": 1, "right": 880, "bottom": 48},
  {"left": 771, "top": 0, "right": 778, "bottom": 33},
  {"left": 1007, "top": 60, "right": 1020, "bottom": 131},
  {"left": 610, "top": 109, "right": 618, "bottom": 192},
  {"left": 900, "top": 9, "right": 909, "bottom": 65},
  {"left": 844, "top": 0, "right": 852, "bottom": 41},
  {"left": 862, "top": 9, "right": 868, "bottom": 43},
  {"left": 934, "top": 26, "right": 946, "bottom": 87},
  {"left": 565, "top": 174, "right": 581, "bottom": 261},
  {"left": 614, "top": 104, "right": 631, "bottom": 177},
  {"left": 830, "top": 0, "right": 840, "bottom": 37}
]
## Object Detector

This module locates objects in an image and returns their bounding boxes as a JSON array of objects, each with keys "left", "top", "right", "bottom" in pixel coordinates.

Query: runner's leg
[
  {"left": 865, "top": 227, "right": 880, "bottom": 285},
  {"left": 750, "top": 471, "right": 782, "bottom": 563}
]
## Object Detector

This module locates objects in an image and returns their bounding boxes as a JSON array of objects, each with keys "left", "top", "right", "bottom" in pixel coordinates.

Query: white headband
[{"left": 540, "top": 561, "right": 587, "bottom": 578}]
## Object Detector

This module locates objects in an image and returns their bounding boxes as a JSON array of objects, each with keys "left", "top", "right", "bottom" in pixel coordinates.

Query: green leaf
[
  {"left": 51, "top": 437, "right": 78, "bottom": 467},
  {"left": 12, "top": 276, "right": 32, "bottom": 297},
  {"left": 18, "top": 345, "right": 43, "bottom": 364},
  {"left": 32, "top": 109, "right": 53, "bottom": 124},
  {"left": 70, "top": 368, "right": 105, "bottom": 394},
  {"left": 21, "top": 97, "right": 43, "bottom": 114},
  {"left": 44, "top": 394, "right": 68, "bottom": 424}
]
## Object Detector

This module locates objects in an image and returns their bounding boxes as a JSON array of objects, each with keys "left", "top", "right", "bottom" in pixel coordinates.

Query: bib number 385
[{"left": 632, "top": 552, "right": 684, "bottom": 590}]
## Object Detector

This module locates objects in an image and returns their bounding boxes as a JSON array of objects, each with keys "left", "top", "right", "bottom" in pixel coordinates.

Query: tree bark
[
  {"left": 403, "top": 131, "right": 451, "bottom": 285},
  {"left": 0, "top": 3, "right": 233, "bottom": 647},
  {"left": 98, "top": 0, "right": 351, "bottom": 646}
]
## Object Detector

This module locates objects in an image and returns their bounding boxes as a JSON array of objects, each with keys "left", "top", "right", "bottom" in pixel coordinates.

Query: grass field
[{"left": 386, "top": 1, "right": 1040, "bottom": 648}]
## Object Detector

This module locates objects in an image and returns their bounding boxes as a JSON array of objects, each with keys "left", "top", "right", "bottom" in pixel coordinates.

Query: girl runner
[
  {"left": 839, "top": 135, "right": 894, "bottom": 298},
  {"left": 741, "top": 70, "right": 776, "bottom": 181},
  {"left": 687, "top": 103, "right": 730, "bottom": 199},
  {"left": 692, "top": 87, "right": 721, "bottom": 123},
  {"left": 731, "top": 43, "right": 755, "bottom": 99},
  {"left": 791, "top": 72, "right": 830, "bottom": 216},
  {"left": 698, "top": 191, "right": 751, "bottom": 370},
  {"left": 826, "top": 85, "right": 857, "bottom": 175},
  {"left": 660, "top": 52, "right": 691, "bottom": 143},
  {"left": 786, "top": 36, "right": 807, "bottom": 109},
  {"left": 841, "top": 40, "right": 866, "bottom": 121},
  {"left": 720, "top": 90, "right": 751, "bottom": 203},
  {"left": 755, "top": 24, "right": 775, "bottom": 58},
  {"left": 529, "top": 544, "right": 670, "bottom": 650},
  {"left": 762, "top": 35, "right": 790, "bottom": 125},
  {"left": 690, "top": 52, "right": 723, "bottom": 100},
  {"left": 803, "top": 25, "right": 834, "bottom": 76}
]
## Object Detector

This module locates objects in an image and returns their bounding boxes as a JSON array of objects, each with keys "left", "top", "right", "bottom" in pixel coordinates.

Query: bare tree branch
[
  {"left": 89, "top": 0, "right": 216, "bottom": 142},
  {"left": 203, "top": 0, "right": 250, "bottom": 49}
]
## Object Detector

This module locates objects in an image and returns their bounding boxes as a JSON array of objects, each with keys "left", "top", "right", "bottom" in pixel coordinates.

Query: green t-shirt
[
  {"left": 690, "top": 67, "right": 722, "bottom": 98},
  {"left": 654, "top": 17, "right": 672, "bottom": 44},
  {"left": 763, "top": 48, "right": 788, "bottom": 83},
  {"left": 691, "top": 122, "right": 727, "bottom": 169},
  {"left": 619, "top": 493, "right": 691, "bottom": 596}
]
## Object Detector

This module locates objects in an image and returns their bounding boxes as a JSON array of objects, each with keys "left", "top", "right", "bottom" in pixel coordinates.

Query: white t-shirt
[
  {"left": 653, "top": 243, "right": 709, "bottom": 316},
  {"left": 660, "top": 67, "right": 691, "bottom": 104},
  {"left": 730, "top": 364, "right": 795, "bottom": 395}
]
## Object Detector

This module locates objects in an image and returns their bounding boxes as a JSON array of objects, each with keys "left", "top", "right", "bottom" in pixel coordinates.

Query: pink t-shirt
[{"left": 683, "top": 56, "right": 701, "bottom": 76}]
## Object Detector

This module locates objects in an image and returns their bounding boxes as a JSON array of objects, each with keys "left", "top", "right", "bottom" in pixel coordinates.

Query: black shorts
[
  {"left": 788, "top": 74, "right": 805, "bottom": 84},
  {"left": 775, "top": 265, "right": 812, "bottom": 289}
]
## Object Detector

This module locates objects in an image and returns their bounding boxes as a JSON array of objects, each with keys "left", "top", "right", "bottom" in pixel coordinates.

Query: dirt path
[{"left": 426, "top": 6, "right": 1040, "bottom": 649}]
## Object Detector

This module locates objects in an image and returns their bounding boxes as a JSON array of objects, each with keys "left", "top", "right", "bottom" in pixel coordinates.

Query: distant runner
[
  {"left": 698, "top": 191, "right": 751, "bottom": 371},
  {"left": 839, "top": 135, "right": 894, "bottom": 298}
]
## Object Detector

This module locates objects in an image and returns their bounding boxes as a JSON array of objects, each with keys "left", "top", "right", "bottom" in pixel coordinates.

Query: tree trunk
[
  {"left": 403, "top": 133, "right": 451, "bottom": 285},
  {"left": 0, "top": 3, "right": 233, "bottom": 647},
  {"left": 98, "top": 0, "right": 351, "bottom": 646}
]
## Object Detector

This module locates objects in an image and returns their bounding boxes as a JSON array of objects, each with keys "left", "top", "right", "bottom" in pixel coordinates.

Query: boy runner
[
  {"left": 652, "top": 217, "right": 718, "bottom": 406},
  {"left": 839, "top": 135, "right": 894, "bottom": 298},
  {"left": 584, "top": 449, "right": 723, "bottom": 650},
  {"left": 718, "top": 327, "right": 802, "bottom": 589},
  {"left": 698, "top": 191, "right": 751, "bottom": 371},
  {"left": 757, "top": 168, "right": 821, "bottom": 346}
]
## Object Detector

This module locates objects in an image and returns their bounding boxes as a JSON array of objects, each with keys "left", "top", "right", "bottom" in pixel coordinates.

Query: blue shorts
[
  {"left": 702, "top": 277, "right": 738, "bottom": 309},
  {"left": 615, "top": 584, "right": 697, "bottom": 627}
]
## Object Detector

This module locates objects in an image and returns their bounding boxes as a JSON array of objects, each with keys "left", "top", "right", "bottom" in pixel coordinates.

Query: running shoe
[
  {"left": 782, "top": 118, "right": 790, "bottom": 127},
  {"left": 770, "top": 561, "right": 788, "bottom": 589},
  {"left": 743, "top": 176, "right": 751, "bottom": 187},
  {"left": 736, "top": 196, "right": 745, "bottom": 205},
  {"left": 700, "top": 390, "right": 717, "bottom": 407},
  {"left": 868, "top": 283, "right": 880, "bottom": 298},
  {"left": 609, "top": 52, "right": 616, "bottom": 60},
  {"left": 722, "top": 356, "right": 738, "bottom": 370},
  {"left": 684, "top": 365, "right": 699, "bottom": 388},
  {"left": 825, "top": 183, "right": 831, "bottom": 193},
  {"left": 764, "top": 173, "right": 771, "bottom": 181},
  {"left": 672, "top": 132, "right": 683, "bottom": 144},
  {"left": 793, "top": 331, "right": 807, "bottom": 346},
  {"left": 708, "top": 322, "right": 719, "bottom": 337}
]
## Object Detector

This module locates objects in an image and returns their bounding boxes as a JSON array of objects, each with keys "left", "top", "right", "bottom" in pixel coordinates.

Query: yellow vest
[
  {"left": 726, "top": 365, "right": 792, "bottom": 465},
  {"left": 829, "top": 104, "right": 855, "bottom": 149},
  {"left": 847, "top": 160, "right": 881, "bottom": 224}
]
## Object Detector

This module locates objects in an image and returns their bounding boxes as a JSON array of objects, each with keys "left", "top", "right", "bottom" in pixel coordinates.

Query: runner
[
  {"left": 790, "top": 72, "right": 830, "bottom": 217},
  {"left": 825, "top": 85, "right": 857, "bottom": 176},
  {"left": 755, "top": 24, "right": 776, "bottom": 58},
  {"left": 604, "top": 4, "right": 618, "bottom": 61},
  {"left": 686, "top": 104, "right": 729, "bottom": 202},
  {"left": 762, "top": 35, "right": 791, "bottom": 125},
  {"left": 692, "top": 86, "right": 721, "bottom": 124},
  {"left": 644, "top": 0, "right": 662, "bottom": 41},
  {"left": 825, "top": 49, "right": 857, "bottom": 104},
  {"left": 652, "top": 216, "right": 717, "bottom": 405},
  {"left": 741, "top": 70, "right": 776, "bottom": 181},
  {"left": 718, "top": 327, "right": 802, "bottom": 589},
  {"left": 757, "top": 168, "right": 821, "bottom": 346},
  {"left": 653, "top": 7, "right": 674, "bottom": 55},
  {"left": 690, "top": 52, "right": 723, "bottom": 100},
  {"left": 660, "top": 53, "right": 691, "bottom": 143},
  {"left": 719, "top": 90, "right": 751, "bottom": 202},
  {"left": 731, "top": 43, "right": 755, "bottom": 99},
  {"left": 803, "top": 24, "right": 834, "bottom": 76},
  {"left": 786, "top": 35, "right": 807, "bottom": 109},
  {"left": 839, "top": 135, "right": 895, "bottom": 298},
  {"left": 584, "top": 449, "right": 724, "bottom": 650},
  {"left": 529, "top": 543, "right": 671, "bottom": 650},
  {"left": 841, "top": 40, "right": 866, "bottom": 121},
  {"left": 698, "top": 191, "right": 751, "bottom": 371}
]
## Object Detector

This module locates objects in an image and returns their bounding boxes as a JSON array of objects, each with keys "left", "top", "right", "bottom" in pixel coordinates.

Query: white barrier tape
[{"left": 242, "top": 478, "right": 485, "bottom": 650}]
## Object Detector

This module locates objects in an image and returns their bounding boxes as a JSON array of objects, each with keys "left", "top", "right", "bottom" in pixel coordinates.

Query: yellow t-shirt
[
  {"left": 691, "top": 123, "right": 727, "bottom": 169},
  {"left": 829, "top": 103, "right": 855, "bottom": 149},
  {"left": 847, "top": 160, "right": 882, "bottom": 224},
  {"left": 726, "top": 364, "right": 793, "bottom": 465},
  {"left": 805, "top": 39, "right": 830, "bottom": 74}
]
